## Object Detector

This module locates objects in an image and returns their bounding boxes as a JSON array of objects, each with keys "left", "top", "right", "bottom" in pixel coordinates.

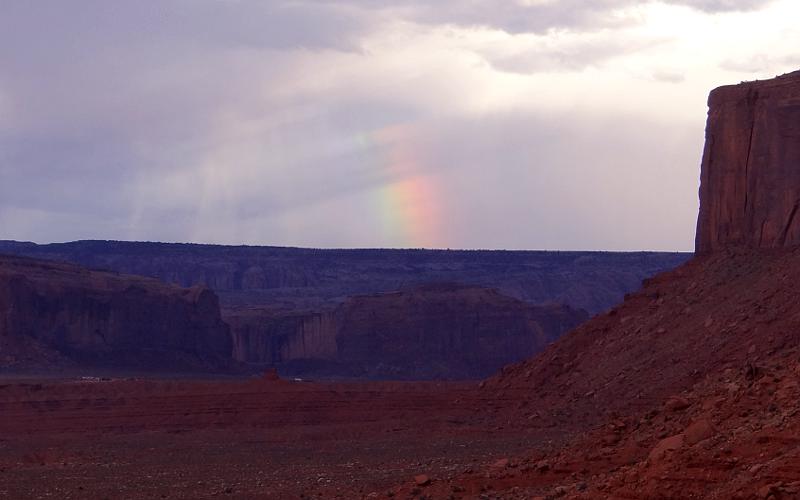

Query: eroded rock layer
[
  {"left": 226, "top": 284, "right": 588, "bottom": 379},
  {"left": 0, "top": 255, "right": 231, "bottom": 369},
  {"left": 696, "top": 70, "right": 800, "bottom": 252}
]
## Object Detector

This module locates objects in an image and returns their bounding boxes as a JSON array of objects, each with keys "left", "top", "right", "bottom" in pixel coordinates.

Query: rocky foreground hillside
[
  {"left": 380, "top": 246, "right": 800, "bottom": 499},
  {"left": 0, "top": 240, "right": 690, "bottom": 315},
  {"left": 226, "top": 284, "right": 588, "bottom": 379},
  {"left": 0, "top": 255, "right": 232, "bottom": 371}
]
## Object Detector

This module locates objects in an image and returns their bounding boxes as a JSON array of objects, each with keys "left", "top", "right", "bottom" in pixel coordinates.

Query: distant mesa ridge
[
  {"left": 0, "top": 239, "right": 690, "bottom": 316},
  {"left": 696, "top": 69, "right": 800, "bottom": 252}
]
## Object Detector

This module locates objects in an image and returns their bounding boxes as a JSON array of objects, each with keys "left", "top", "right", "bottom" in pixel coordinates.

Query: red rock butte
[{"left": 696, "top": 69, "right": 800, "bottom": 252}]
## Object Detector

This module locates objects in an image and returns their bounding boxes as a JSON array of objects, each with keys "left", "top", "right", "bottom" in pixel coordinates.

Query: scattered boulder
[
  {"left": 414, "top": 474, "right": 431, "bottom": 487},
  {"left": 649, "top": 434, "right": 684, "bottom": 463},
  {"left": 490, "top": 458, "right": 510, "bottom": 469},
  {"left": 262, "top": 368, "right": 280, "bottom": 381},
  {"left": 684, "top": 419, "right": 715, "bottom": 446},
  {"left": 665, "top": 396, "right": 690, "bottom": 412},
  {"left": 757, "top": 483, "right": 782, "bottom": 499}
]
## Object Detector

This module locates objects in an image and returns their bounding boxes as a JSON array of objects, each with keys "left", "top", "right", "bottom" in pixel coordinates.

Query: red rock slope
[
  {"left": 389, "top": 247, "right": 800, "bottom": 499},
  {"left": 0, "top": 254, "right": 232, "bottom": 370},
  {"left": 696, "top": 70, "right": 800, "bottom": 252}
]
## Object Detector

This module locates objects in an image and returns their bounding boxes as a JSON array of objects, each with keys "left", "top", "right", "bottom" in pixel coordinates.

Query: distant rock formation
[
  {"left": 225, "top": 283, "right": 588, "bottom": 379},
  {"left": 696, "top": 70, "right": 800, "bottom": 252},
  {"left": 0, "top": 240, "right": 690, "bottom": 315},
  {"left": 0, "top": 255, "right": 232, "bottom": 370}
]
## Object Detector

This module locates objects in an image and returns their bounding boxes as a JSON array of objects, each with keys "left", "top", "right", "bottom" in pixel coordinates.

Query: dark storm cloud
[
  {"left": 0, "top": 1, "right": 370, "bottom": 141},
  {"left": 0, "top": 1, "right": 373, "bottom": 226},
  {"left": 0, "top": 1, "right": 367, "bottom": 53}
]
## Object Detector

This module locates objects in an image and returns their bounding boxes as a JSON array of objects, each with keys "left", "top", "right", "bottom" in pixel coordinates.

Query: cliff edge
[
  {"left": 0, "top": 254, "right": 232, "bottom": 370},
  {"left": 696, "top": 70, "right": 800, "bottom": 252}
]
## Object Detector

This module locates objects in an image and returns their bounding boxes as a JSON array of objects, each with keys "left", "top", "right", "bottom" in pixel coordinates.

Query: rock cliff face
[
  {"left": 0, "top": 240, "right": 690, "bottom": 315},
  {"left": 225, "top": 284, "right": 588, "bottom": 379},
  {"left": 227, "top": 308, "right": 339, "bottom": 364},
  {"left": 696, "top": 70, "right": 800, "bottom": 252},
  {"left": 0, "top": 255, "right": 232, "bottom": 369}
]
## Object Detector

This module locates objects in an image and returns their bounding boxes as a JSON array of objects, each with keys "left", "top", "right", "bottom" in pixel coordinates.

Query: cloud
[
  {"left": 478, "top": 31, "right": 670, "bottom": 74},
  {"left": 0, "top": 2, "right": 370, "bottom": 53},
  {"left": 297, "top": 0, "right": 635, "bottom": 35},
  {"left": 720, "top": 54, "right": 800, "bottom": 74},
  {"left": 391, "top": 0, "right": 633, "bottom": 34},
  {"left": 308, "top": 0, "right": 776, "bottom": 35},
  {"left": 651, "top": 70, "right": 686, "bottom": 83},
  {"left": 670, "top": 0, "right": 775, "bottom": 12}
]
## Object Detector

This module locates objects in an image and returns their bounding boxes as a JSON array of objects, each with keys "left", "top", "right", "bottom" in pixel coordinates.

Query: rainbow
[{"left": 367, "top": 124, "right": 445, "bottom": 249}]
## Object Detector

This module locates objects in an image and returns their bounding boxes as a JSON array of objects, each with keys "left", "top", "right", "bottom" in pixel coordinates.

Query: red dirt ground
[{"left": 0, "top": 377, "right": 561, "bottom": 499}]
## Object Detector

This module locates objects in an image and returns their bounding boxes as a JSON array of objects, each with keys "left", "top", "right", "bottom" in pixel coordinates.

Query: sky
[{"left": 1, "top": 1, "right": 798, "bottom": 251}]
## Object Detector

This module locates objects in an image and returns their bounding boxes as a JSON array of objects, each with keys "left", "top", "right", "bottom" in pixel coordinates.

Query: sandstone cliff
[
  {"left": 0, "top": 255, "right": 232, "bottom": 369},
  {"left": 0, "top": 240, "right": 690, "bottom": 315},
  {"left": 225, "top": 283, "right": 588, "bottom": 379},
  {"left": 696, "top": 70, "right": 800, "bottom": 252}
]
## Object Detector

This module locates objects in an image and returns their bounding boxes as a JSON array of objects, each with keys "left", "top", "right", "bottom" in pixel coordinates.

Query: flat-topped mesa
[
  {"left": 0, "top": 240, "right": 690, "bottom": 316},
  {"left": 696, "top": 70, "right": 800, "bottom": 253}
]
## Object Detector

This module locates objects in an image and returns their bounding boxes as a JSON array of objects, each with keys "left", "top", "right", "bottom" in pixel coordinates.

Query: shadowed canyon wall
[
  {"left": 0, "top": 255, "right": 232, "bottom": 370},
  {"left": 696, "top": 70, "right": 800, "bottom": 253},
  {"left": 225, "top": 284, "right": 588, "bottom": 379}
]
